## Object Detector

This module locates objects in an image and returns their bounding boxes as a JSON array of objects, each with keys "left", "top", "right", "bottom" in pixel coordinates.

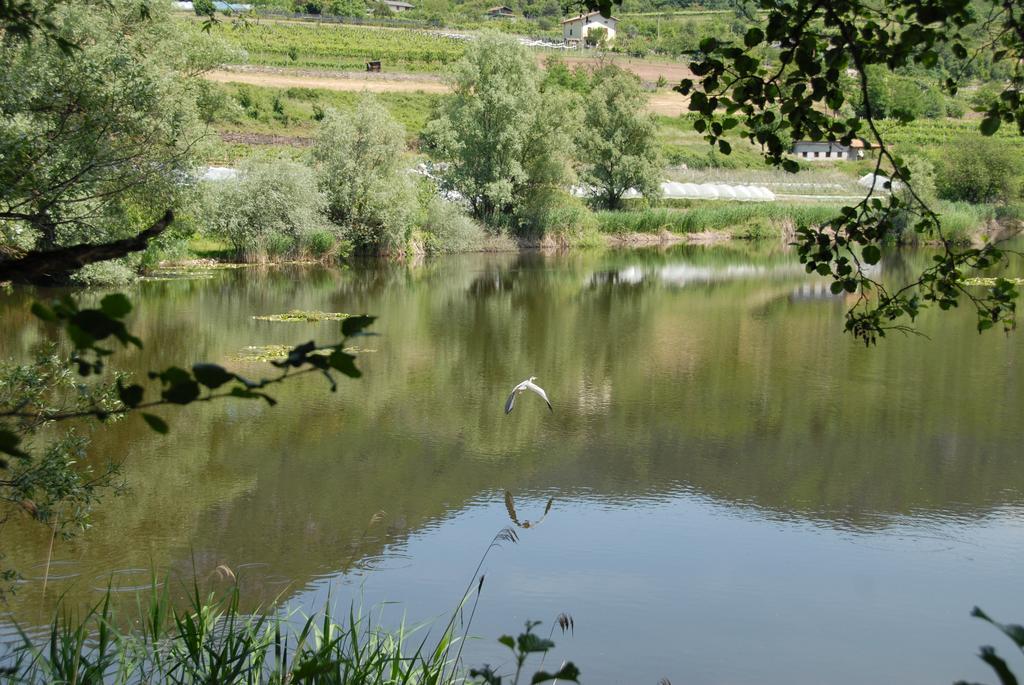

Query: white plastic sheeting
[
  {"left": 661, "top": 181, "right": 774, "bottom": 201},
  {"left": 201, "top": 166, "right": 239, "bottom": 181},
  {"left": 858, "top": 173, "right": 901, "bottom": 192},
  {"left": 574, "top": 181, "right": 776, "bottom": 201}
]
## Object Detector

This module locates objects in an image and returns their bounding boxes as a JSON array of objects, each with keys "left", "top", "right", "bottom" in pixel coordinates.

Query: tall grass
[
  {"left": 0, "top": 528, "right": 534, "bottom": 684},
  {"left": 937, "top": 202, "right": 997, "bottom": 244},
  {"left": 0, "top": 583, "right": 460, "bottom": 684},
  {"left": 594, "top": 203, "right": 842, "bottom": 235}
]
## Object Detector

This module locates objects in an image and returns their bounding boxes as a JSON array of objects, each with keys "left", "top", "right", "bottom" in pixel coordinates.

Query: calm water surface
[{"left": 1, "top": 243, "right": 1023, "bottom": 684}]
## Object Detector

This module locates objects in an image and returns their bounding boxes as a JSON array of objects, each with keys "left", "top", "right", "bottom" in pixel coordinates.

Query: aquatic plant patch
[
  {"left": 233, "top": 344, "right": 375, "bottom": 361},
  {"left": 960, "top": 277, "right": 1024, "bottom": 286},
  {"left": 252, "top": 309, "right": 351, "bottom": 322}
]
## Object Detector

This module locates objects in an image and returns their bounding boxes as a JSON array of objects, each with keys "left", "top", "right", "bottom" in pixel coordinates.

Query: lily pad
[
  {"left": 960, "top": 277, "right": 1024, "bottom": 286},
  {"left": 252, "top": 310, "right": 351, "bottom": 323},
  {"left": 232, "top": 344, "right": 375, "bottom": 363}
]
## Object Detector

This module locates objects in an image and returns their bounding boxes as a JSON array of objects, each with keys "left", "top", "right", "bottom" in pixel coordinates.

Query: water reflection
[{"left": 0, "top": 243, "right": 1022, "bottom": 684}]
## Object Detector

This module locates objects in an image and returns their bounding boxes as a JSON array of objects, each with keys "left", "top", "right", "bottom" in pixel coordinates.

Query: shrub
[
  {"left": 935, "top": 135, "right": 1024, "bottom": 204},
  {"left": 730, "top": 217, "right": 776, "bottom": 240},
  {"left": 70, "top": 259, "right": 139, "bottom": 286},
  {"left": 996, "top": 202, "right": 1024, "bottom": 223},
  {"left": 202, "top": 158, "right": 331, "bottom": 262},
  {"left": 304, "top": 229, "right": 341, "bottom": 258},
  {"left": 418, "top": 199, "right": 488, "bottom": 253},
  {"left": 313, "top": 97, "right": 418, "bottom": 254},
  {"left": 515, "top": 189, "right": 597, "bottom": 239},
  {"left": 938, "top": 203, "right": 994, "bottom": 244},
  {"left": 585, "top": 26, "right": 608, "bottom": 47},
  {"left": 193, "top": 0, "right": 215, "bottom": 15}
]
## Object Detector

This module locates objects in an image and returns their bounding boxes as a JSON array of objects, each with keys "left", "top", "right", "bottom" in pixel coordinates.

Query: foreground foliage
[
  {"left": 2, "top": 584, "right": 458, "bottom": 684},
  {"left": 678, "top": 0, "right": 1024, "bottom": 343},
  {"left": 0, "top": 293, "right": 375, "bottom": 583}
]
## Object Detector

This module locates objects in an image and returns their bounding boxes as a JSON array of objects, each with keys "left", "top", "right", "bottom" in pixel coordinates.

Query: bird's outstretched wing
[
  {"left": 525, "top": 381, "right": 553, "bottom": 412},
  {"left": 504, "top": 388, "right": 518, "bottom": 415}
]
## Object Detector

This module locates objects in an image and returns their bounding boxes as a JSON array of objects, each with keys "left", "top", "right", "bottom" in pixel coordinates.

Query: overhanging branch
[{"left": 0, "top": 210, "right": 174, "bottom": 285}]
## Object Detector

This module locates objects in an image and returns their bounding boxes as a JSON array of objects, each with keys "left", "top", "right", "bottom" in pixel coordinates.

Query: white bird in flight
[{"left": 504, "top": 377, "right": 553, "bottom": 415}]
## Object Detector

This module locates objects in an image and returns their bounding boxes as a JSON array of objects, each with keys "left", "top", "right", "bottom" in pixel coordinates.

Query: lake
[{"left": 1, "top": 243, "right": 1023, "bottom": 684}]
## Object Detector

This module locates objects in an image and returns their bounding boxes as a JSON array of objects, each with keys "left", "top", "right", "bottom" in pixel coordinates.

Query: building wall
[
  {"left": 563, "top": 15, "right": 617, "bottom": 43},
  {"left": 792, "top": 142, "right": 859, "bottom": 160}
]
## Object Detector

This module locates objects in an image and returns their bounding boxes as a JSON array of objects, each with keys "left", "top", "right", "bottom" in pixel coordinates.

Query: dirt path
[
  {"left": 205, "top": 68, "right": 449, "bottom": 94},
  {"left": 206, "top": 66, "right": 690, "bottom": 113},
  {"left": 647, "top": 90, "right": 689, "bottom": 116},
  {"left": 545, "top": 55, "right": 694, "bottom": 83}
]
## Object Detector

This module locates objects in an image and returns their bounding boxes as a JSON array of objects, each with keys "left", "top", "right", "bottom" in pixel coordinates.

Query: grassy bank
[
  {"left": 1, "top": 585, "right": 457, "bottom": 683},
  {"left": 595, "top": 203, "right": 844, "bottom": 237},
  {"left": 208, "top": 82, "right": 443, "bottom": 141}
]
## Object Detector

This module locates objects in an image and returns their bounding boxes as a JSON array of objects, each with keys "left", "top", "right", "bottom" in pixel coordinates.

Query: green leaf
[
  {"left": 532, "top": 663, "right": 580, "bottom": 684},
  {"left": 66, "top": 324, "right": 96, "bottom": 350},
  {"left": 141, "top": 413, "right": 169, "bottom": 434},
  {"left": 699, "top": 37, "right": 718, "bottom": 53},
  {"left": 163, "top": 380, "right": 201, "bottom": 405},
  {"left": 100, "top": 293, "right": 132, "bottom": 319},
  {"left": 862, "top": 245, "right": 881, "bottom": 265},
  {"left": 980, "top": 115, "right": 1001, "bottom": 136},
  {"left": 341, "top": 315, "right": 376, "bottom": 337},
  {"left": 744, "top": 27, "right": 764, "bottom": 48},
  {"left": 71, "top": 310, "right": 120, "bottom": 342},
  {"left": 972, "top": 607, "right": 1024, "bottom": 649},
  {"left": 0, "top": 429, "right": 28, "bottom": 459},
  {"left": 328, "top": 350, "right": 361, "bottom": 378},
  {"left": 978, "top": 646, "right": 1019, "bottom": 685},
  {"left": 118, "top": 383, "right": 144, "bottom": 407},
  {"left": 517, "top": 633, "right": 554, "bottom": 654},
  {"left": 717, "top": 140, "right": 732, "bottom": 155},
  {"left": 158, "top": 367, "right": 192, "bottom": 385},
  {"left": 498, "top": 635, "right": 515, "bottom": 650},
  {"left": 192, "top": 363, "right": 235, "bottom": 389},
  {"left": 31, "top": 302, "right": 56, "bottom": 322}
]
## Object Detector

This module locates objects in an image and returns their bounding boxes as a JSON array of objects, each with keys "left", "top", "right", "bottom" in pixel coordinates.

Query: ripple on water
[
  {"left": 92, "top": 568, "right": 163, "bottom": 593},
  {"left": 22, "top": 559, "right": 83, "bottom": 583}
]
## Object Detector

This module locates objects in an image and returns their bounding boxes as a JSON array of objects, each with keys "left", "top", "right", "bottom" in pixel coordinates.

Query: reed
[
  {"left": 594, "top": 203, "right": 842, "bottom": 235},
  {"left": 0, "top": 528, "right": 542, "bottom": 685}
]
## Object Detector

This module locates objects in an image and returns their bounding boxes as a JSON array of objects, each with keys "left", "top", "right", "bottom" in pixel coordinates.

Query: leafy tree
[
  {"left": 542, "top": 55, "right": 591, "bottom": 93},
  {"left": 313, "top": 97, "right": 417, "bottom": 253},
  {"left": 585, "top": 25, "right": 608, "bottom": 47},
  {"left": 193, "top": 0, "right": 216, "bottom": 17},
  {"left": 326, "top": 0, "right": 365, "bottom": 15},
  {"left": 204, "top": 158, "right": 331, "bottom": 262},
  {"left": 424, "top": 33, "right": 576, "bottom": 229},
  {"left": 935, "top": 135, "right": 1023, "bottom": 205},
  {"left": 578, "top": 66, "right": 662, "bottom": 210},
  {"left": 677, "top": 0, "right": 1024, "bottom": 343},
  {"left": 0, "top": 0, "right": 231, "bottom": 282},
  {"left": 847, "top": 67, "right": 949, "bottom": 121}
]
